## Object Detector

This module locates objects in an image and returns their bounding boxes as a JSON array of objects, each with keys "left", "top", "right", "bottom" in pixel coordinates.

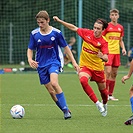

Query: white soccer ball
[
  {"left": 10, "top": 105, "right": 25, "bottom": 119},
  {"left": 20, "top": 61, "right": 25, "bottom": 66}
]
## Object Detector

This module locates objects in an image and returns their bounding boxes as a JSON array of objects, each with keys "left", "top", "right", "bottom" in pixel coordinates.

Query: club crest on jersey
[
  {"left": 118, "top": 28, "right": 121, "bottom": 31},
  {"left": 87, "top": 36, "right": 91, "bottom": 39},
  {"left": 51, "top": 37, "right": 55, "bottom": 41},
  {"left": 97, "top": 42, "right": 101, "bottom": 46}
]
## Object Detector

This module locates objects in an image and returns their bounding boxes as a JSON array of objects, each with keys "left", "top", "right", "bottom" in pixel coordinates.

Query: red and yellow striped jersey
[
  {"left": 77, "top": 28, "right": 108, "bottom": 71},
  {"left": 102, "top": 22, "right": 124, "bottom": 54}
]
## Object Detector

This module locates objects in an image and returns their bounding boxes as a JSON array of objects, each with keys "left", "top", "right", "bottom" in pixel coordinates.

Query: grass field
[{"left": 0, "top": 67, "right": 133, "bottom": 133}]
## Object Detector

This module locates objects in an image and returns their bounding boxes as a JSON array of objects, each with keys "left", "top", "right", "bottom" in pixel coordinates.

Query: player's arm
[
  {"left": 120, "top": 37, "right": 126, "bottom": 55},
  {"left": 97, "top": 51, "right": 108, "bottom": 62},
  {"left": 64, "top": 46, "right": 80, "bottom": 72},
  {"left": 121, "top": 59, "right": 133, "bottom": 84},
  {"left": 27, "top": 48, "right": 39, "bottom": 68},
  {"left": 53, "top": 16, "right": 78, "bottom": 32},
  {"left": 128, "top": 50, "right": 131, "bottom": 57}
]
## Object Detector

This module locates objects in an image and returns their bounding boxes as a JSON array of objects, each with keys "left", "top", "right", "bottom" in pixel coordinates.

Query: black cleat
[{"left": 124, "top": 115, "right": 133, "bottom": 125}]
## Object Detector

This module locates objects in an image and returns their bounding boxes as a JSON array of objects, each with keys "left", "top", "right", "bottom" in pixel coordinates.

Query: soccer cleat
[
  {"left": 102, "top": 104, "right": 107, "bottom": 117},
  {"left": 64, "top": 110, "right": 71, "bottom": 120},
  {"left": 96, "top": 102, "right": 105, "bottom": 116},
  {"left": 124, "top": 116, "right": 133, "bottom": 125},
  {"left": 108, "top": 96, "right": 118, "bottom": 101}
]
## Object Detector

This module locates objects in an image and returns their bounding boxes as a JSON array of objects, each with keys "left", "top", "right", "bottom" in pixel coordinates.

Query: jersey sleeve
[
  {"left": 28, "top": 33, "right": 36, "bottom": 50},
  {"left": 56, "top": 31, "right": 68, "bottom": 48},
  {"left": 121, "top": 25, "right": 124, "bottom": 37},
  {"left": 101, "top": 40, "right": 108, "bottom": 54},
  {"left": 77, "top": 28, "right": 89, "bottom": 38}
]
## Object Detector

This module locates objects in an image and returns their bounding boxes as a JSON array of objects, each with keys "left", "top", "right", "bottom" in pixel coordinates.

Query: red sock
[
  {"left": 99, "top": 89, "right": 108, "bottom": 104},
  {"left": 106, "top": 80, "right": 110, "bottom": 91},
  {"left": 80, "top": 76, "right": 98, "bottom": 103},
  {"left": 109, "top": 80, "right": 115, "bottom": 96}
]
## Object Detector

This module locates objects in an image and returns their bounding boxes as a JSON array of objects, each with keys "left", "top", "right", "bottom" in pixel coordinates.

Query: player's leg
[
  {"left": 105, "top": 54, "right": 113, "bottom": 98},
  {"left": 97, "top": 82, "right": 108, "bottom": 117},
  {"left": 44, "top": 83, "right": 62, "bottom": 111},
  {"left": 124, "top": 85, "right": 133, "bottom": 125},
  {"left": 79, "top": 75, "right": 104, "bottom": 114},
  {"left": 105, "top": 65, "right": 112, "bottom": 88},
  {"left": 108, "top": 54, "right": 120, "bottom": 101},
  {"left": 50, "top": 72, "right": 71, "bottom": 119},
  {"left": 79, "top": 68, "right": 105, "bottom": 116},
  {"left": 79, "top": 69, "right": 98, "bottom": 104},
  {"left": 94, "top": 70, "right": 108, "bottom": 116},
  {"left": 107, "top": 66, "right": 119, "bottom": 101},
  {"left": 45, "top": 83, "right": 57, "bottom": 101}
]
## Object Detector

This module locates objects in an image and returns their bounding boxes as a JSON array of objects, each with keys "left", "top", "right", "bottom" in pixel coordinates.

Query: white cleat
[
  {"left": 102, "top": 104, "right": 107, "bottom": 117},
  {"left": 96, "top": 102, "right": 105, "bottom": 116},
  {"left": 108, "top": 96, "right": 118, "bottom": 101}
]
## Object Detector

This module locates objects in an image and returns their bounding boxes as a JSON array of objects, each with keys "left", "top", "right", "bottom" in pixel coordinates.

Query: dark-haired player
[{"left": 53, "top": 16, "right": 109, "bottom": 116}]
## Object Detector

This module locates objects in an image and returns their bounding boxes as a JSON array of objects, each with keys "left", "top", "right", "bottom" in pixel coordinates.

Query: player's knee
[
  {"left": 79, "top": 76, "right": 88, "bottom": 87},
  {"left": 111, "top": 72, "right": 117, "bottom": 78},
  {"left": 106, "top": 71, "right": 111, "bottom": 78},
  {"left": 51, "top": 81, "right": 58, "bottom": 88}
]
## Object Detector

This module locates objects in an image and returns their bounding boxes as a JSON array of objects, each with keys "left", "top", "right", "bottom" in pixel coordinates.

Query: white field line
[{"left": 0, "top": 104, "right": 130, "bottom": 107}]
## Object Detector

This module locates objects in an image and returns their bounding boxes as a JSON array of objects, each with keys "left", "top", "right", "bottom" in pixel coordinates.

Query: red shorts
[
  {"left": 105, "top": 54, "right": 120, "bottom": 67},
  {"left": 80, "top": 67, "right": 106, "bottom": 83}
]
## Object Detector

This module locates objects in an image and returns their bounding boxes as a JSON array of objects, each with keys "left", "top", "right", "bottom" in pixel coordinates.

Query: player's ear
[
  {"left": 47, "top": 18, "right": 50, "bottom": 23},
  {"left": 118, "top": 14, "right": 119, "bottom": 18}
]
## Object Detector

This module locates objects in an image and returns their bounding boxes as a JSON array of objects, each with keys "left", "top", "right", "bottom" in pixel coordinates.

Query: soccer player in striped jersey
[
  {"left": 121, "top": 59, "right": 133, "bottom": 125},
  {"left": 53, "top": 16, "right": 109, "bottom": 116},
  {"left": 102, "top": 9, "right": 126, "bottom": 101},
  {"left": 27, "top": 10, "right": 79, "bottom": 120}
]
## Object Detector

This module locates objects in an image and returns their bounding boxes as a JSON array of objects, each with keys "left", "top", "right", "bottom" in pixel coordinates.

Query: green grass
[{"left": 0, "top": 68, "right": 133, "bottom": 133}]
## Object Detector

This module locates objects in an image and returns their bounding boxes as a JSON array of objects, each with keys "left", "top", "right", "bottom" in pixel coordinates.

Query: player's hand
[
  {"left": 28, "top": 59, "right": 39, "bottom": 69},
  {"left": 122, "top": 49, "right": 126, "bottom": 56},
  {"left": 97, "top": 51, "right": 103, "bottom": 58},
  {"left": 121, "top": 75, "right": 129, "bottom": 84},
  {"left": 73, "top": 63, "right": 80, "bottom": 74},
  {"left": 53, "top": 16, "right": 60, "bottom": 22}
]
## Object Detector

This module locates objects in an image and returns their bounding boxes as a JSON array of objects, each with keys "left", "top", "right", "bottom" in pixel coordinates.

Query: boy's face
[
  {"left": 37, "top": 18, "right": 49, "bottom": 31},
  {"left": 110, "top": 12, "right": 119, "bottom": 22},
  {"left": 93, "top": 22, "right": 103, "bottom": 38}
]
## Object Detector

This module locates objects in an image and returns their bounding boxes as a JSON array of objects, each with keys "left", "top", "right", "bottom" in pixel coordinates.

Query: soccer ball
[
  {"left": 10, "top": 105, "right": 25, "bottom": 119},
  {"left": 20, "top": 61, "right": 25, "bottom": 66}
]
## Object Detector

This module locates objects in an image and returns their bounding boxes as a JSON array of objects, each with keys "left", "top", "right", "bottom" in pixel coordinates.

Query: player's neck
[
  {"left": 111, "top": 21, "right": 118, "bottom": 26},
  {"left": 40, "top": 26, "right": 52, "bottom": 34}
]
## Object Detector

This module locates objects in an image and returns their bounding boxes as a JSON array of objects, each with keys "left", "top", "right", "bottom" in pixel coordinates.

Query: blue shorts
[{"left": 37, "top": 64, "right": 60, "bottom": 85}]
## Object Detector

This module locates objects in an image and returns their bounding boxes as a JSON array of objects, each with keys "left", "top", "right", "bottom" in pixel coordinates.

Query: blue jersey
[
  {"left": 130, "top": 48, "right": 133, "bottom": 58},
  {"left": 28, "top": 27, "right": 67, "bottom": 68}
]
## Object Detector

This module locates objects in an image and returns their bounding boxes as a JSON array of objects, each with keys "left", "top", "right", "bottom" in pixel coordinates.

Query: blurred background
[{"left": 0, "top": 0, "right": 133, "bottom": 67}]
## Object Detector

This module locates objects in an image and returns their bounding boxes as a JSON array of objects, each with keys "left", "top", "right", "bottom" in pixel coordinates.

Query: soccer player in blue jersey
[
  {"left": 27, "top": 10, "right": 79, "bottom": 120},
  {"left": 121, "top": 59, "right": 133, "bottom": 125}
]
